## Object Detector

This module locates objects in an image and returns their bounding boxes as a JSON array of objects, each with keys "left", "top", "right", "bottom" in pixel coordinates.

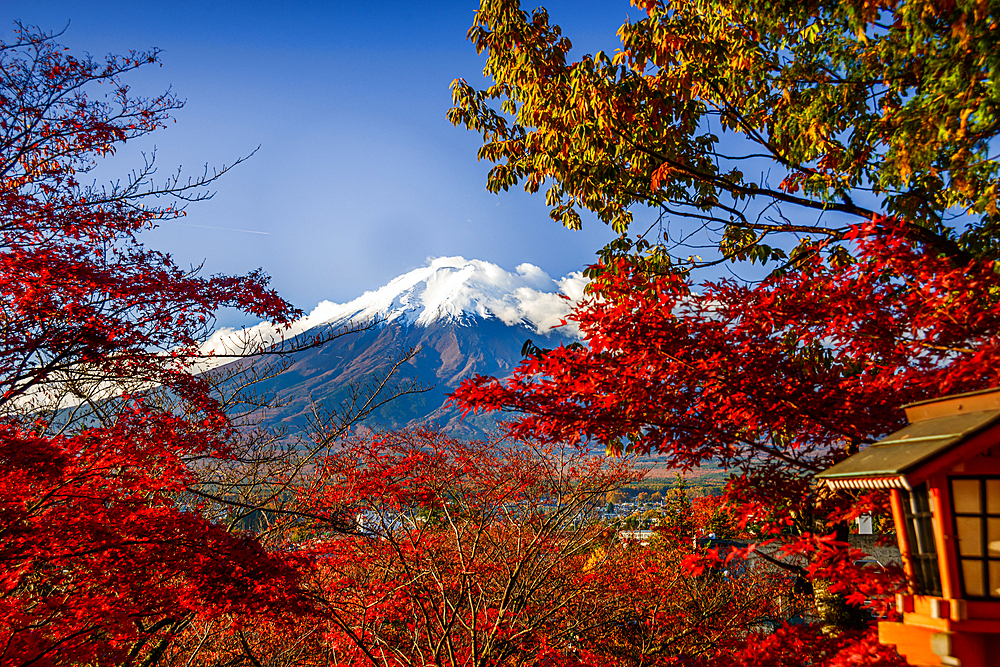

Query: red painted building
[{"left": 818, "top": 389, "right": 1000, "bottom": 666}]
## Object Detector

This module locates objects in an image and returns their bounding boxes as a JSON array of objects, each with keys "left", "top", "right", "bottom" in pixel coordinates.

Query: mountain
[{"left": 203, "top": 257, "right": 586, "bottom": 438}]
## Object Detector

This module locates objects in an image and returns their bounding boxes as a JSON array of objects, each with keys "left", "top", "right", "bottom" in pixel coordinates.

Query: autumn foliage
[
  {"left": 156, "top": 429, "right": 634, "bottom": 667},
  {"left": 0, "top": 29, "right": 294, "bottom": 418},
  {"left": 0, "top": 25, "right": 307, "bottom": 666},
  {"left": 1, "top": 413, "right": 309, "bottom": 666},
  {"left": 8, "top": 0, "right": 1000, "bottom": 662},
  {"left": 298, "top": 430, "right": 636, "bottom": 667},
  {"left": 455, "top": 218, "right": 1000, "bottom": 487},
  {"left": 454, "top": 217, "right": 984, "bottom": 652},
  {"left": 445, "top": 2, "right": 1000, "bottom": 660},
  {"left": 450, "top": 0, "right": 999, "bottom": 265},
  {"left": 158, "top": 431, "right": 875, "bottom": 667}
]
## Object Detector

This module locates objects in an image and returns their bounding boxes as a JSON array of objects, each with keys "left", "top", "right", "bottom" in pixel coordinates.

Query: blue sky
[{"left": 2, "top": 1, "right": 640, "bottom": 320}]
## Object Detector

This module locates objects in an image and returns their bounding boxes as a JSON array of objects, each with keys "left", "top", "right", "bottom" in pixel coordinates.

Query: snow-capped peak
[
  {"left": 199, "top": 257, "right": 588, "bottom": 361},
  {"left": 307, "top": 256, "right": 586, "bottom": 329}
]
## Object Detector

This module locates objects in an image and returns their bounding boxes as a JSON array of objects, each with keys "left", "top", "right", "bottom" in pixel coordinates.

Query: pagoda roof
[{"left": 817, "top": 389, "right": 1000, "bottom": 490}]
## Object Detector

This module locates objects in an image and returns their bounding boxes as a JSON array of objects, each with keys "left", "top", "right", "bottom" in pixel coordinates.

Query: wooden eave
[{"left": 817, "top": 410, "right": 1000, "bottom": 490}]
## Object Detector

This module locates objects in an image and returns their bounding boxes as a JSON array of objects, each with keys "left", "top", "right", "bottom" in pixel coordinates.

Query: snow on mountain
[
  {"left": 198, "top": 257, "right": 588, "bottom": 362},
  {"left": 300, "top": 256, "right": 588, "bottom": 330}
]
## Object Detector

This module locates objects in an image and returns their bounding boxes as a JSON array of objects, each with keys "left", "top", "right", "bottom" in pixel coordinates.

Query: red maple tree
[
  {"left": 299, "top": 429, "right": 637, "bottom": 667},
  {"left": 156, "top": 428, "right": 639, "bottom": 667},
  {"left": 0, "top": 25, "right": 310, "bottom": 666},
  {"left": 456, "top": 218, "right": 998, "bottom": 511},
  {"left": 452, "top": 219, "right": 991, "bottom": 658},
  {"left": 445, "top": 0, "right": 1000, "bottom": 659}
]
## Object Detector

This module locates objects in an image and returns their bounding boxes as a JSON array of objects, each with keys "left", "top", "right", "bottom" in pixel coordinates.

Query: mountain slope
[{"left": 209, "top": 258, "right": 583, "bottom": 438}]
